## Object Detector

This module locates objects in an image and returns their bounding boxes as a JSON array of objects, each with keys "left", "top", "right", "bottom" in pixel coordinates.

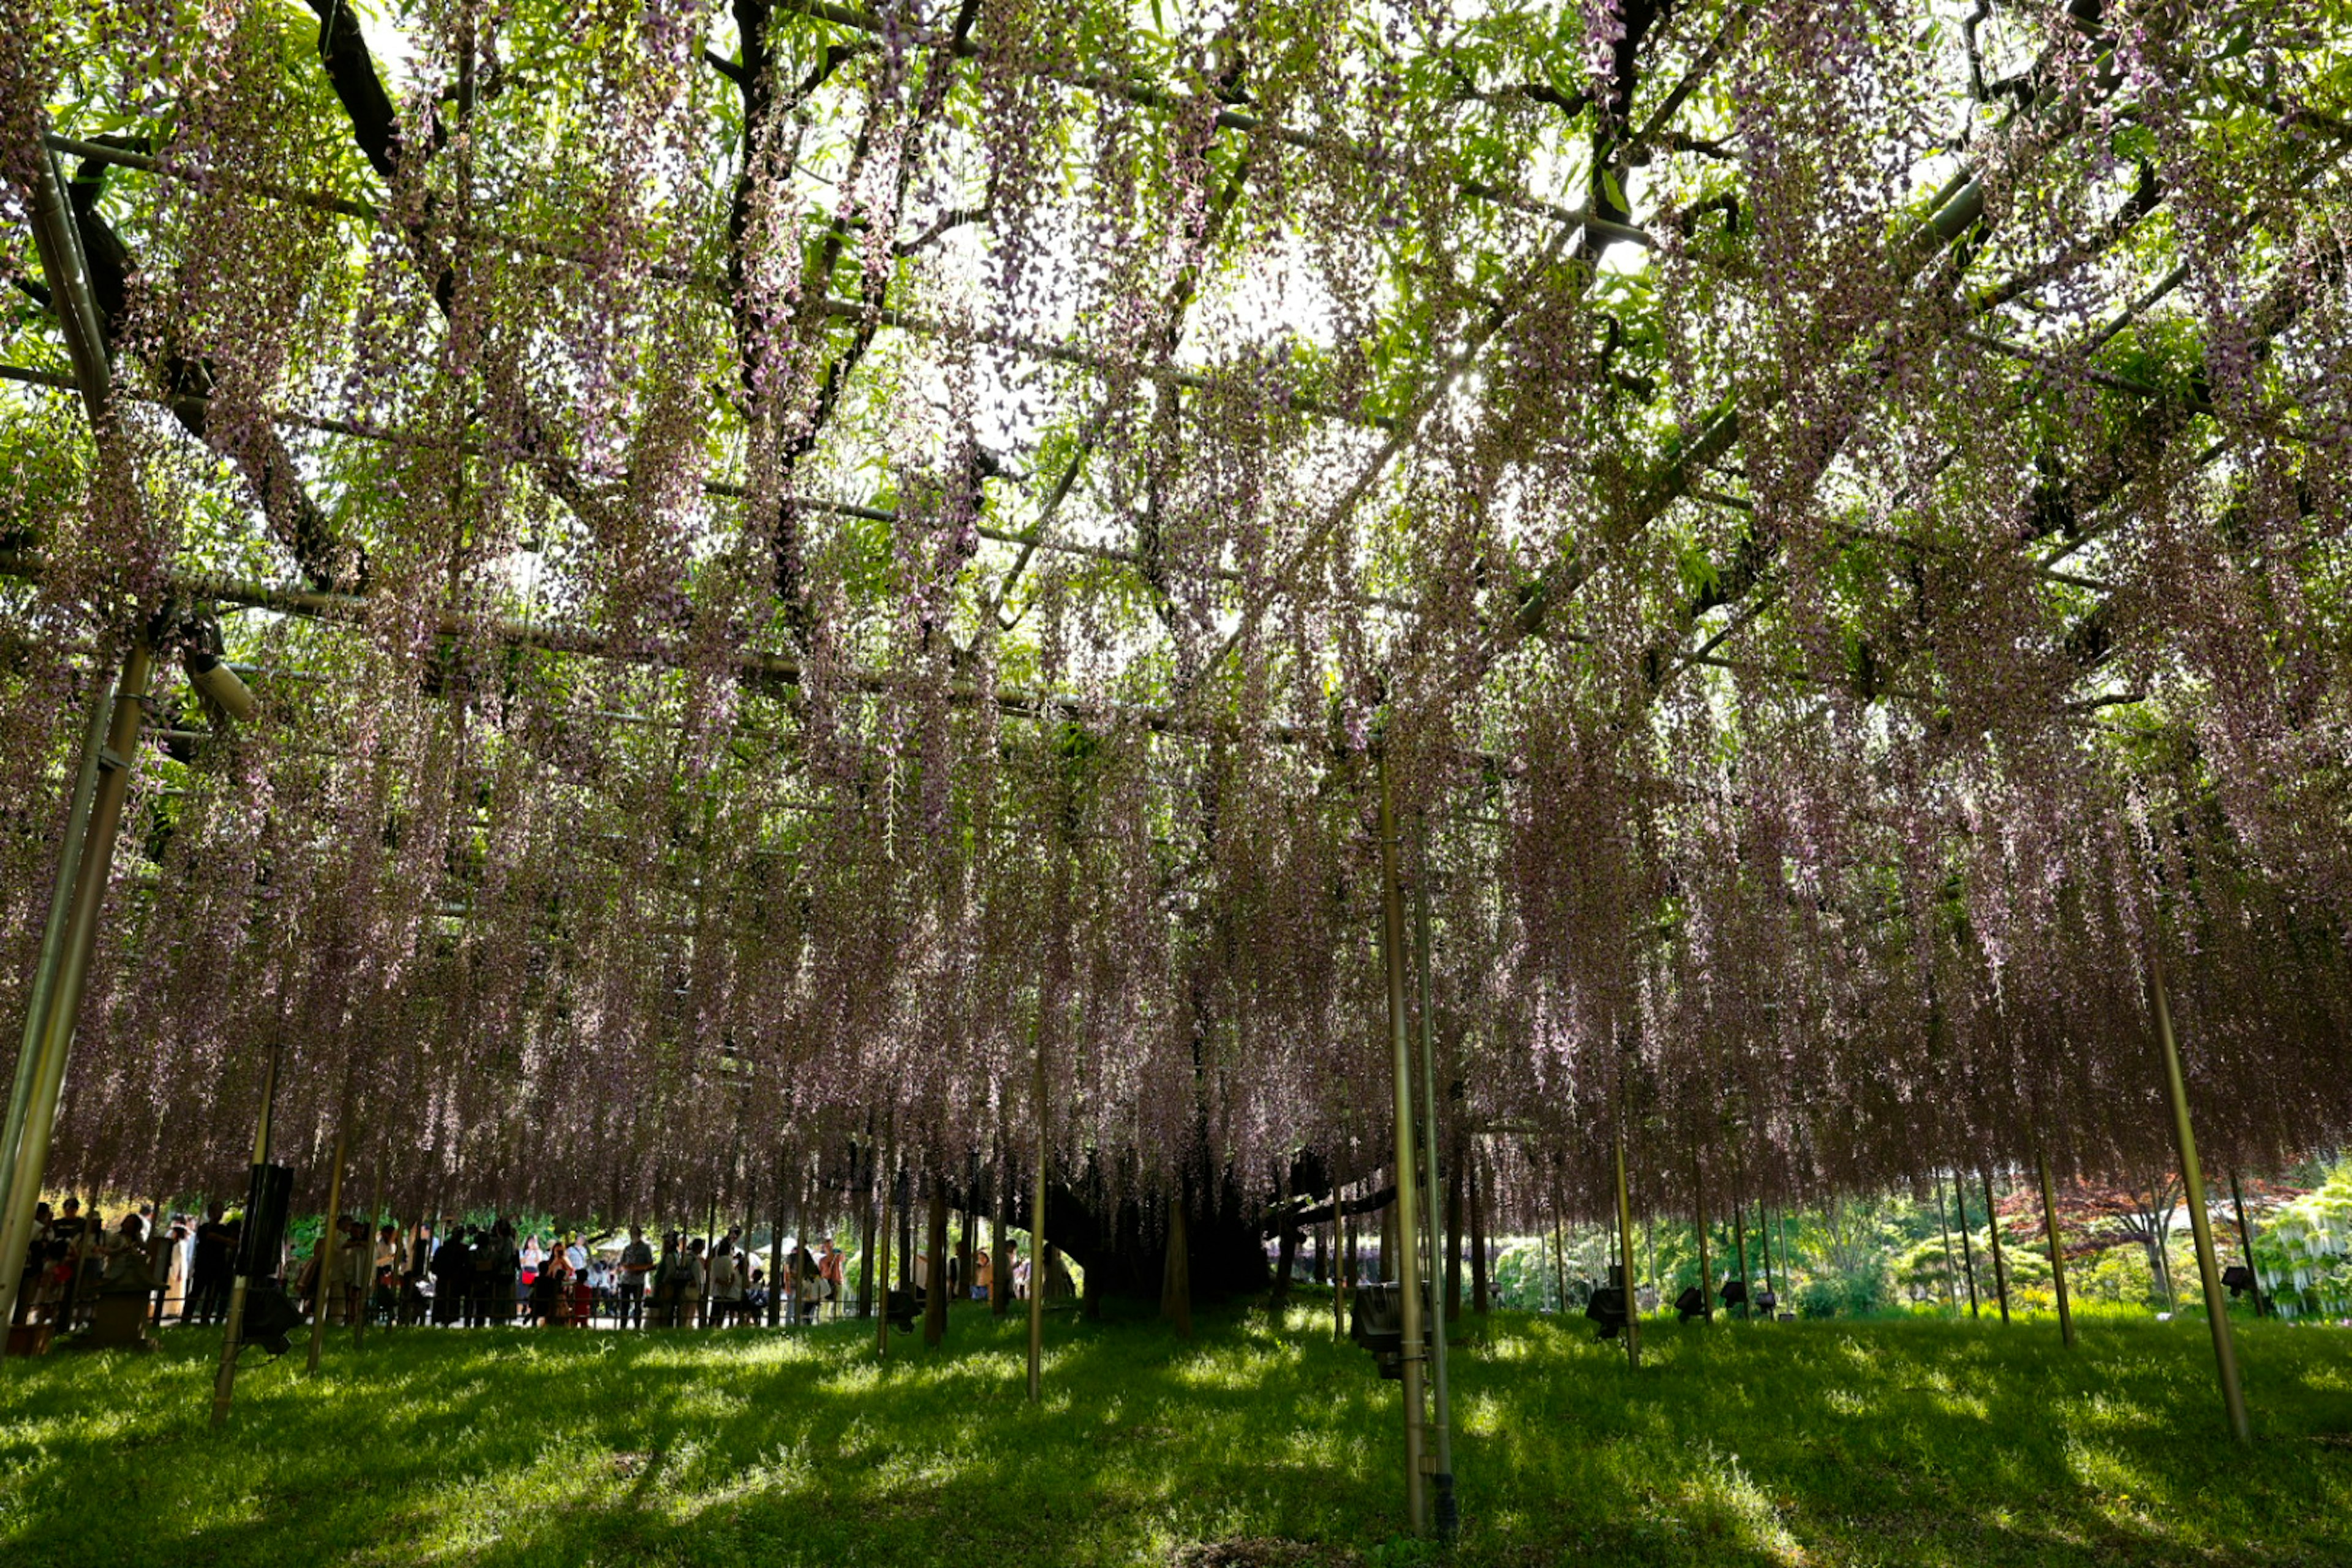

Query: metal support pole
[
  {"left": 0, "top": 643, "right": 153, "bottom": 1342},
  {"left": 989, "top": 1133, "right": 1009, "bottom": 1319},
  {"left": 876, "top": 1128, "right": 894, "bottom": 1360},
  {"left": 2151, "top": 957, "right": 2252, "bottom": 1443},
  {"left": 1375, "top": 753, "right": 1428, "bottom": 1533},
  {"left": 353, "top": 1160, "right": 380, "bottom": 1349},
  {"left": 1694, "top": 1162, "right": 1713, "bottom": 1321},
  {"left": 1613, "top": 1125, "right": 1640, "bottom": 1369},
  {"left": 1331, "top": 1196, "right": 1344, "bottom": 1340},
  {"left": 1027, "top": 1024, "right": 1049, "bottom": 1402},
  {"left": 1410, "top": 837, "right": 1455, "bottom": 1540},
  {"left": 1731, "top": 1186, "right": 1749, "bottom": 1320},
  {"left": 2229, "top": 1170, "right": 2267, "bottom": 1319},
  {"left": 0, "top": 657, "right": 111, "bottom": 1339},
  {"left": 770, "top": 1144, "right": 786, "bottom": 1329},
  {"left": 2037, "top": 1149, "right": 2075, "bottom": 1348},
  {"left": 306, "top": 1119, "right": 348, "bottom": 1373},
  {"left": 1548, "top": 1172, "right": 1568, "bottom": 1314},
  {"left": 1953, "top": 1170, "right": 1980, "bottom": 1316},
  {"left": 1934, "top": 1174, "right": 1959, "bottom": 1312},
  {"left": 1982, "top": 1169, "right": 2010, "bottom": 1323},
  {"left": 212, "top": 1036, "right": 281, "bottom": 1426}
]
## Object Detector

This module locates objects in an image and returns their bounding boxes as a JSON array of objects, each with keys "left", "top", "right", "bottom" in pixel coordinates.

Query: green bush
[{"left": 1795, "top": 1268, "right": 1889, "bottom": 1317}]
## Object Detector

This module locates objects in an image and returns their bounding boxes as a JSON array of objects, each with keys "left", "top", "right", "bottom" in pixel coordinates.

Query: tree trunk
[
  {"left": 922, "top": 1171, "right": 949, "bottom": 1346},
  {"left": 856, "top": 1144, "right": 876, "bottom": 1319},
  {"left": 1445, "top": 1156, "right": 1464, "bottom": 1318},
  {"left": 1020, "top": 1160, "right": 1267, "bottom": 1305},
  {"left": 897, "top": 1178, "right": 914, "bottom": 1290},
  {"left": 990, "top": 1142, "right": 1009, "bottom": 1318},
  {"left": 1270, "top": 1215, "right": 1296, "bottom": 1306},
  {"left": 1469, "top": 1148, "right": 1490, "bottom": 1313},
  {"left": 1343, "top": 1196, "right": 1358, "bottom": 1294},
  {"left": 1733, "top": 1201, "right": 1750, "bottom": 1319},
  {"left": 956, "top": 1201, "right": 974, "bottom": 1311}
]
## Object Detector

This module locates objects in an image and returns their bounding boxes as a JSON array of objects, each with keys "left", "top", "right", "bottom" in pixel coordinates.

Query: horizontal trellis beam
[
  {"left": 0, "top": 363, "right": 1413, "bottom": 611},
  {"left": 37, "top": 132, "right": 1397, "bottom": 434},
  {"left": 771, "top": 0, "right": 1654, "bottom": 249}
]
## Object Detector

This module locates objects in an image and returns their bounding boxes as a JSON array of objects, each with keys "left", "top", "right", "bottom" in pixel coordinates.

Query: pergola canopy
[{"left": 3, "top": 0, "right": 2350, "bottom": 1225}]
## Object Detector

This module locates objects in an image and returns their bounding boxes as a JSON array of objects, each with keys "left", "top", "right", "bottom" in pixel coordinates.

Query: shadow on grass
[{"left": 0, "top": 1303, "right": 2345, "bottom": 1567}]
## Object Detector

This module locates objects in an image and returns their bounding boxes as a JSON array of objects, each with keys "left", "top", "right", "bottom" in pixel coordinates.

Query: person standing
[
  {"left": 973, "top": 1246, "right": 992, "bottom": 1302},
  {"left": 50, "top": 1199, "right": 91, "bottom": 1329},
  {"left": 617, "top": 1227, "right": 654, "bottom": 1329},
  {"left": 187, "top": 1202, "right": 232, "bottom": 1325},
  {"left": 476, "top": 1221, "right": 518, "bottom": 1326},
  {"left": 339, "top": 1218, "right": 370, "bottom": 1325},
  {"left": 818, "top": 1240, "right": 846, "bottom": 1320},
  {"left": 706, "top": 1240, "right": 741, "bottom": 1328},
  {"left": 433, "top": 1227, "right": 472, "bottom": 1326},
  {"left": 677, "top": 1237, "right": 706, "bottom": 1328}
]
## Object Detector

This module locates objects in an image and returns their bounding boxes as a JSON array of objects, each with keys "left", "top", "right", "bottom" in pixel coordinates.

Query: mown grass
[{"left": 0, "top": 1300, "right": 2345, "bottom": 1567}]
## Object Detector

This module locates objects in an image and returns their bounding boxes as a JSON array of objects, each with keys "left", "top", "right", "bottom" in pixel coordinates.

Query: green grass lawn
[{"left": 0, "top": 1300, "right": 2345, "bottom": 1566}]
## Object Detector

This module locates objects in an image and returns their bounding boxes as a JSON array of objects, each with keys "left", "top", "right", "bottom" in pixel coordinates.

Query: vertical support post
[
  {"left": 1731, "top": 1189, "right": 1749, "bottom": 1319},
  {"left": 1343, "top": 1182, "right": 1359, "bottom": 1324},
  {"left": 1548, "top": 1172, "right": 1568, "bottom": 1314},
  {"left": 0, "top": 641, "right": 153, "bottom": 1341},
  {"left": 876, "top": 1130, "right": 894, "bottom": 1359},
  {"left": 0, "top": 655, "right": 113, "bottom": 1340},
  {"left": 956, "top": 1169, "right": 976, "bottom": 1314},
  {"left": 2038, "top": 1150, "right": 2075, "bottom": 1348},
  {"left": 922, "top": 1169, "right": 949, "bottom": 1347},
  {"left": 1468, "top": 1149, "right": 1490, "bottom": 1313},
  {"left": 1693, "top": 1161, "right": 1713, "bottom": 1321},
  {"left": 1613, "top": 1125, "right": 1640, "bottom": 1369},
  {"left": 353, "top": 1159, "right": 380, "bottom": 1349},
  {"left": 1376, "top": 753, "right": 1428, "bottom": 1534},
  {"left": 1411, "top": 843, "right": 1455, "bottom": 1540},
  {"left": 4, "top": 141, "right": 127, "bottom": 1334},
  {"left": 1981, "top": 1169, "right": 2011, "bottom": 1323},
  {"left": 856, "top": 1138, "right": 875, "bottom": 1319},
  {"left": 1756, "top": 1197, "right": 1774, "bottom": 1305},
  {"left": 1953, "top": 1170, "right": 1981, "bottom": 1316},
  {"left": 1331, "top": 1194, "right": 1344, "bottom": 1340},
  {"left": 2152, "top": 957, "right": 2252, "bottom": 1443},
  {"left": 211, "top": 1037, "right": 281, "bottom": 1426},
  {"left": 770, "top": 1143, "right": 786, "bottom": 1329},
  {"left": 1934, "top": 1174, "right": 1960, "bottom": 1312},
  {"left": 306, "top": 1118, "right": 349, "bottom": 1373},
  {"left": 2228, "top": 1171, "right": 2267, "bottom": 1319},
  {"left": 1027, "top": 1023, "right": 1049, "bottom": 1403},
  {"left": 990, "top": 1134, "right": 1009, "bottom": 1319}
]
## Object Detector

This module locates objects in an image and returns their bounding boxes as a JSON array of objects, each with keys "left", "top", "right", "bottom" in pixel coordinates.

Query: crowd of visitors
[{"left": 11, "top": 1196, "right": 1072, "bottom": 1336}]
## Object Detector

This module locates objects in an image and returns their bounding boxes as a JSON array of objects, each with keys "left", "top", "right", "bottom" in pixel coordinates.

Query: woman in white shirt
[{"left": 706, "top": 1241, "right": 743, "bottom": 1327}]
